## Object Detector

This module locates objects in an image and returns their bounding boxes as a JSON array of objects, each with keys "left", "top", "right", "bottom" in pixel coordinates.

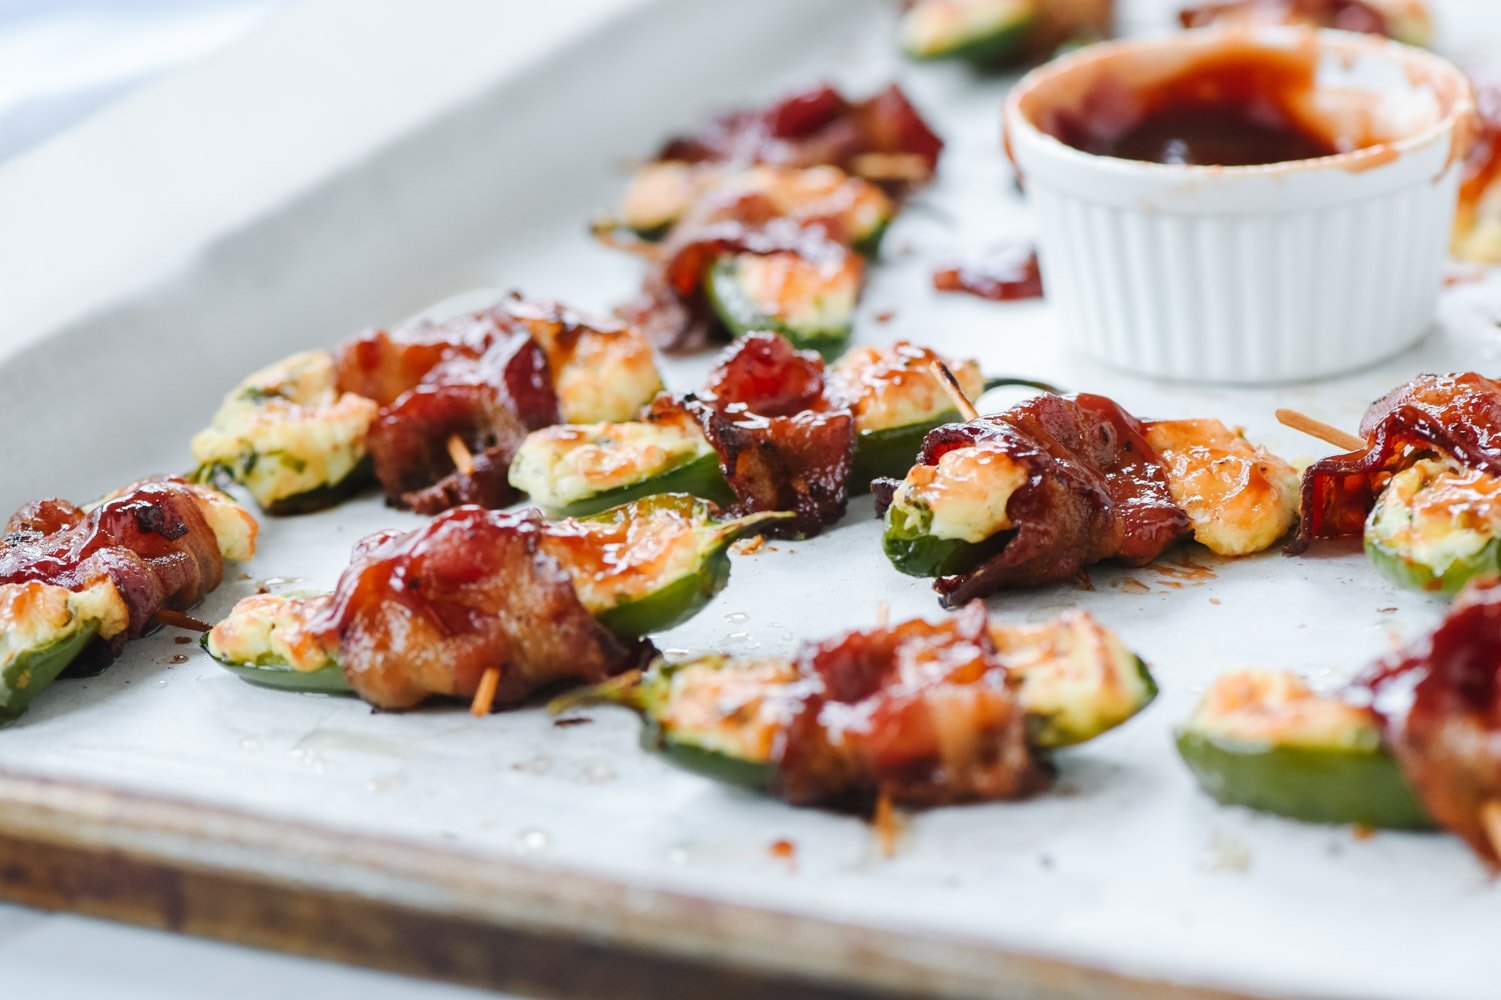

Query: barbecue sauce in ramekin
[{"left": 1035, "top": 43, "right": 1369, "bottom": 167}]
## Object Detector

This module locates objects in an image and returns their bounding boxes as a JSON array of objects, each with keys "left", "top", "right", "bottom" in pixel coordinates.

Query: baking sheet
[{"left": 3, "top": 1, "right": 1501, "bottom": 997}]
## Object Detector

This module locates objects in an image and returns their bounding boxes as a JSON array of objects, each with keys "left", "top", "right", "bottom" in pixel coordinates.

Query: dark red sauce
[
  {"left": 932, "top": 243, "right": 1044, "bottom": 301},
  {"left": 1041, "top": 45, "right": 1355, "bottom": 167},
  {"left": 1104, "top": 104, "right": 1338, "bottom": 166}
]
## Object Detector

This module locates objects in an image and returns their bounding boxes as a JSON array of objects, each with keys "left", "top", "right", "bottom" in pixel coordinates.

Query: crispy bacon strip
[
  {"left": 1355, "top": 579, "right": 1501, "bottom": 865},
  {"left": 876, "top": 394, "right": 1190, "bottom": 607},
  {"left": 777, "top": 603, "right": 1049, "bottom": 808},
  {"left": 1292, "top": 373, "right": 1501, "bottom": 552},
  {"left": 336, "top": 298, "right": 565, "bottom": 514},
  {"left": 0, "top": 479, "right": 234, "bottom": 671},
  {"left": 620, "top": 214, "right": 860, "bottom": 353},
  {"left": 310, "top": 507, "right": 650, "bottom": 711},
  {"left": 657, "top": 333, "right": 855, "bottom": 537},
  {"left": 656, "top": 83, "right": 943, "bottom": 195}
]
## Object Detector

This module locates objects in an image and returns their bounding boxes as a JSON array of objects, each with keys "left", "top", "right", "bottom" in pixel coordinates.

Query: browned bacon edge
[
  {"left": 775, "top": 602, "right": 1050, "bottom": 809},
  {"left": 1354, "top": 578, "right": 1501, "bottom": 866},
  {"left": 873, "top": 394, "right": 1189, "bottom": 607},
  {"left": 1292, "top": 373, "right": 1501, "bottom": 553},
  {"left": 652, "top": 332, "right": 855, "bottom": 538},
  {"left": 655, "top": 83, "right": 943, "bottom": 197},
  {"left": 309, "top": 506, "right": 653, "bottom": 712},
  {"left": 335, "top": 297, "right": 568, "bottom": 514},
  {"left": 0, "top": 479, "right": 229, "bottom": 675}
]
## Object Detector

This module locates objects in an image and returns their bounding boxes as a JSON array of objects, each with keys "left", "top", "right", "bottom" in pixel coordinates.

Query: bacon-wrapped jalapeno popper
[
  {"left": 193, "top": 295, "right": 662, "bottom": 516},
  {"left": 611, "top": 83, "right": 942, "bottom": 355},
  {"left": 510, "top": 335, "right": 999, "bottom": 523},
  {"left": 578, "top": 603, "right": 1152, "bottom": 810},
  {"left": 1294, "top": 373, "right": 1501, "bottom": 595},
  {"left": 1179, "top": 577, "right": 1501, "bottom": 868},
  {"left": 876, "top": 394, "right": 1298, "bottom": 605},
  {"left": 204, "top": 495, "right": 784, "bottom": 710},
  {"left": 0, "top": 479, "right": 257, "bottom": 722}
]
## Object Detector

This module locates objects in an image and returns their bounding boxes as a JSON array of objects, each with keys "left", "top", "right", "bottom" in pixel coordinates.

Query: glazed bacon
[
  {"left": 1355, "top": 579, "right": 1501, "bottom": 865},
  {"left": 876, "top": 394, "right": 1190, "bottom": 607},
  {"left": 0, "top": 479, "right": 238, "bottom": 670},
  {"left": 619, "top": 82, "right": 936, "bottom": 353},
  {"left": 310, "top": 507, "right": 650, "bottom": 711},
  {"left": 335, "top": 298, "right": 567, "bottom": 514},
  {"left": 620, "top": 213, "right": 862, "bottom": 353},
  {"left": 1292, "top": 373, "right": 1501, "bottom": 552},
  {"left": 656, "top": 83, "right": 943, "bottom": 195},
  {"left": 656, "top": 332, "right": 855, "bottom": 537},
  {"left": 1179, "top": 0, "right": 1389, "bottom": 34},
  {"left": 777, "top": 603, "right": 1048, "bottom": 808}
]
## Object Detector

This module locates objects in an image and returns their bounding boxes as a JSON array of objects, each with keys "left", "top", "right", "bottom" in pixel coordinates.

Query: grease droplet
[{"left": 517, "top": 828, "right": 551, "bottom": 853}]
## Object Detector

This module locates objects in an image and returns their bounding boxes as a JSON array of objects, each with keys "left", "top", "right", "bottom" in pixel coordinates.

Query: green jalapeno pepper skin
[
  {"left": 223, "top": 661, "right": 353, "bottom": 694},
  {"left": 851, "top": 419, "right": 955, "bottom": 493},
  {"left": 0, "top": 623, "right": 101, "bottom": 724},
  {"left": 262, "top": 456, "right": 376, "bottom": 516},
  {"left": 703, "top": 259, "right": 852, "bottom": 362},
  {"left": 587, "top": 499, "right": 791, "bottom": 640},
  {"left": 1175, "top": 730, "right": 1434, "bottom": 831},
  {"left": 851, "top": 218, "right": 891, "bottom": 259},
  {"left": 194, "top": 455, "right": 375, "bottom": 517},
  {"left": 882, "top": 500, "right": 1005, "bottom": 578},
  {"left": 1364, "top": 532, "right": 1501, "bottom": 596},
  {"left": 1025, "top": 655, "right": 1157, "bottom": 749},
  {"left": 198, "top": 633, "right": 351, "bottom": 693},
  {"left": 614, "top": 637, "right": 1156, "bottom": 794},
  {"left": 549, "top": 452, "right": 735, "bottom": 520},
  {"left": 207, "top": 498, "right": 786, "bottom": 693},
  {"left": 643, "top": 719, "right": 778, "bottom": 792},
  {"left": 901, "top": 1, "right": 1035, "bottom": 66}
]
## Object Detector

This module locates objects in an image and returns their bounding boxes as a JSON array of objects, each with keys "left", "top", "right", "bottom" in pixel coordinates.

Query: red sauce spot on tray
[{"left": 932, "top": 243, "right": 1044, "bottom": 301}]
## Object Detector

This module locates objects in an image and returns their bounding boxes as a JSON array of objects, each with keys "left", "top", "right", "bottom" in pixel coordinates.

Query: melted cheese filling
[
  {"left": 191, "top": 351, "right": 379, "bottom": 509},
  {"left": 539, "top": 508, "right": 711, "bottom": 613},
  {"left": 1369, "top": 459, "right": 1501, "bottom": 571},
  {"left": 891, "top": 443, "right": 1030, "bottom": 543},
  {"left": 652, "top": 657, "right": 805, "bottom": 763},
  {"left": 729, "top": 251, "right": 863, "bottom": 332},
  {"left": 0, "top": 579, "right": 129, "bottom": 678},
  {"left": 831, "top": 343, "right": 984, "bottom": 434},
  {"left": 509, "top": 418, "right": 713, "bottom": 510},
  {"left": 206, "top": 593, "right": 338, "bottom": 673},
  {"left": 534, "top": 327, "right": 662, "bottom": 425},
  {"left": 1145, "top": 419, "right": 1298, "bottom": 557},
  {"left": 990, "top": 611, "right": 1146, "bottom": 743},
  {"left": 1187, "top": 669, "right": 1381, "bottom": 751}
]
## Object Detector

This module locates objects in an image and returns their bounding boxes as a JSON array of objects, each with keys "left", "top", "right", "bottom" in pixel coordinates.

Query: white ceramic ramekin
[{"left": 1004, "top": 28, "right": 1475, "bottom": 384}]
